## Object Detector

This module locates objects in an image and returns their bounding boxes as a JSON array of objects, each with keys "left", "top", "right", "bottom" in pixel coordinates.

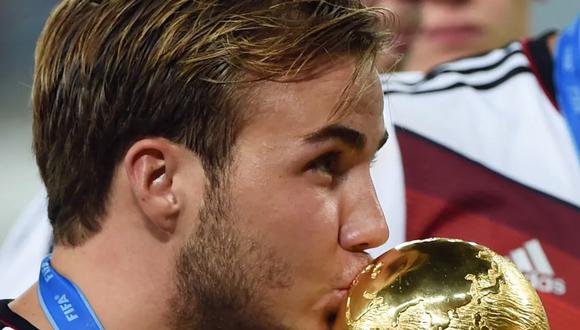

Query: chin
[
  {"left": 313, "top": 316, "right": 336, "bottom": 330},
  {"left": 321, "top": 307, "right": 342, "bottom": 330},
  {"left": 284, "top": 311, "right": 337, "bottom": 330}
]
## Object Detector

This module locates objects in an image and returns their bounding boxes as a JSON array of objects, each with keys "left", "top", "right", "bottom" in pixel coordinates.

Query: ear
[{"left": 124, "top": 138, "right": 181, "bottom": 236}]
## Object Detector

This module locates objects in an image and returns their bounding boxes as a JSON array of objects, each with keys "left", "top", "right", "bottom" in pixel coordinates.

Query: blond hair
[{"left": 33, "top": 0, "right": 393, "bottom": 245}]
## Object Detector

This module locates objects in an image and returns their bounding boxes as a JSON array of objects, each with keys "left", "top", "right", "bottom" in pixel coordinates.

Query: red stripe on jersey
[
  {"left": 538, "top": 293, "right": 580, "bottom": 330},
  {"left": 406, "top": 188, "right": 538, "bottom": 250},
  {"left": 405, "top": 189, "right": 580, "bottom": 307},
  {"left": 397, "top": 128, "right": 580, "bottom": 257}
]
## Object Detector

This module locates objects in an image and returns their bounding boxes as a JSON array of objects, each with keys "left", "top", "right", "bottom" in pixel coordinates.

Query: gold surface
[{"left": 334, "top": 238, "right": 550, "bottom": 330}]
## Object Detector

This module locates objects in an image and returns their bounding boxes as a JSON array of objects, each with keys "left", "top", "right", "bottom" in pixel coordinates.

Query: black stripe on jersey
[
  {"left": 384, "top": 66, "right": 532, "bottom": 95},
  {"left": 393, "top": 46, "right": 523, "bottom": 87},
  {"left": 523, "top": 31, "right": 557, "bottom": 105},
  {"left": 428, "top": 41, "right": 521, "bottom": 72}
]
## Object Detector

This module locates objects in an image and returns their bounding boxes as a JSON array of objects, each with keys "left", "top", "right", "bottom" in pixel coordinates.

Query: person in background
[
  {"left": 367, "top": 0, "right": 531, "bottom": 72},
  {"left": 403, "top": 0, "right": 530, "bottom": 71},
  {"left": 368, "top": 0, "right": 540, "bottom": 251},
  {"left": 368, "top": 1, "right": 580, "bottom": 328}
]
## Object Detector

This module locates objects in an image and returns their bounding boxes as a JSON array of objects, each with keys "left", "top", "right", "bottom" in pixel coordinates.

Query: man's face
[
  {"left": 366, "top": 0, "right": 529, "bottom": 72},
  {"left": 411, "top": 0, "right": 529, "bottom": 70},
  {"left": 172, "top": 60, "right": 389, "bottom": 330}
]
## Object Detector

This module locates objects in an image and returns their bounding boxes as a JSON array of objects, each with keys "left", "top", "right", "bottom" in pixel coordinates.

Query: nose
[{"left": 339, "top": 174, "right": 389, "bottom": 252}]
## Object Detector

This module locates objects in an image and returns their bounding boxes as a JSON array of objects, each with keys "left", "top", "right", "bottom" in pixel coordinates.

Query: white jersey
[
  {"left": 384, "top": 41, "right": 579, "bottom": 205},
  {"left": 0, "top": 193, "right": 51, "bottom": 298}
]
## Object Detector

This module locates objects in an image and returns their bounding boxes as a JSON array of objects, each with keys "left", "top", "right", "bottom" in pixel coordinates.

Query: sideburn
[{"left": 168, "top": 181, "right": 289, "bottom": 330}]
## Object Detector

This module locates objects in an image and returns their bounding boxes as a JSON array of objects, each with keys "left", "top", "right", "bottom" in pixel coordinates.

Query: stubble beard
[{"left": 169, "top": 182, "right": 292, "bottom": 330}]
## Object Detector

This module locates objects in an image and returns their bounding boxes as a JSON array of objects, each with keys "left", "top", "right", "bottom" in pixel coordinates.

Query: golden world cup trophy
[{"left": 334, "top": 238, "right": 550, "bottom": 330}]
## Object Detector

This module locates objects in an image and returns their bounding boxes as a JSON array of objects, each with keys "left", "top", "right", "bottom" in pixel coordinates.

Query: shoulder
[
  {"left": 382, "top": 41, "right": 530, "bottom": 95},
  {"left": 382, "top": 32, "right": 558, "bottom": 104}
]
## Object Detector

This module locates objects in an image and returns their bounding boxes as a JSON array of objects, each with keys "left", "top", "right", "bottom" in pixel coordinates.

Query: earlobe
[{"left": 124, "top": 139, "right": 181, "bottom": 237}]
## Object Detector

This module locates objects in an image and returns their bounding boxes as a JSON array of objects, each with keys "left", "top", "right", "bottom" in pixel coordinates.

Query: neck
[{"left": 10, "top": 218, "right": 178, "bottom": 329}]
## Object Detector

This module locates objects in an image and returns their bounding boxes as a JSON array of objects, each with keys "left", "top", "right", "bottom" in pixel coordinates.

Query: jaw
[{"left": 265, "top": 287, "right": 347, "bottom": 330}]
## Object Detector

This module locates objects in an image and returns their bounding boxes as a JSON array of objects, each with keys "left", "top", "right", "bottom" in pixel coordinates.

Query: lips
[
  {"left": 422, "top": 24, "right": 482, "bottom": 47},
  {"left": 325, "top": 256, "right": 373, "bottom": 328}
]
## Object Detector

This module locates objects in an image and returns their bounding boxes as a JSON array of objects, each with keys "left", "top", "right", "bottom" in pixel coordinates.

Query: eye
[{"left": 306, "top": 151, "right": 341, "bottom": 176}]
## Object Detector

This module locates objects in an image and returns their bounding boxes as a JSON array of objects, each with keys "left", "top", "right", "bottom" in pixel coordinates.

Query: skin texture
[
  {"left": 171, "top": 60, "right": 389, "bottom": 329},
  {"left": 10, "top": 60, "right": 389, "bottom": 330},
  {"left": 365, "top": 0, "right": 530, "bottom": 72}
]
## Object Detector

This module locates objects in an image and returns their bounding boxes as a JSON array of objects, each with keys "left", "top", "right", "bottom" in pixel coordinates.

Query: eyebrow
[{"left": 304, "top": 124, "right": 389, "bottom": 152}]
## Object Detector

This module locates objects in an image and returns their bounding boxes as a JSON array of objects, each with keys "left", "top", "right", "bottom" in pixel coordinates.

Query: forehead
[{"left": 241, "top": 60, "right": 384, "bottom": 142}]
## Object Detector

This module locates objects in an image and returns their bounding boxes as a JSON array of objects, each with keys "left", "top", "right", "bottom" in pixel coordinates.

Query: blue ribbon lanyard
[
  {"left": 38, "top": 255, "right": 105, "bottom": 330},
  {"left": 555, "top": 15, "right": 580, "bottom": 163}
]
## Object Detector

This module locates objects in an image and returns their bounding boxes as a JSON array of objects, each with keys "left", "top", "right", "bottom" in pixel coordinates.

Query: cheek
[
  {"left": 479, "top": 0, "right": 527, "bottom": 33},
  {"left": 232, "top": 177, "right": 340, "bottom": 256}
]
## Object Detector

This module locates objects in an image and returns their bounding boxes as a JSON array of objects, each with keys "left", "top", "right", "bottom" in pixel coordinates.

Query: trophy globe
[{"left": 334, "top": 238, "right": 550, "bottom": 330}]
